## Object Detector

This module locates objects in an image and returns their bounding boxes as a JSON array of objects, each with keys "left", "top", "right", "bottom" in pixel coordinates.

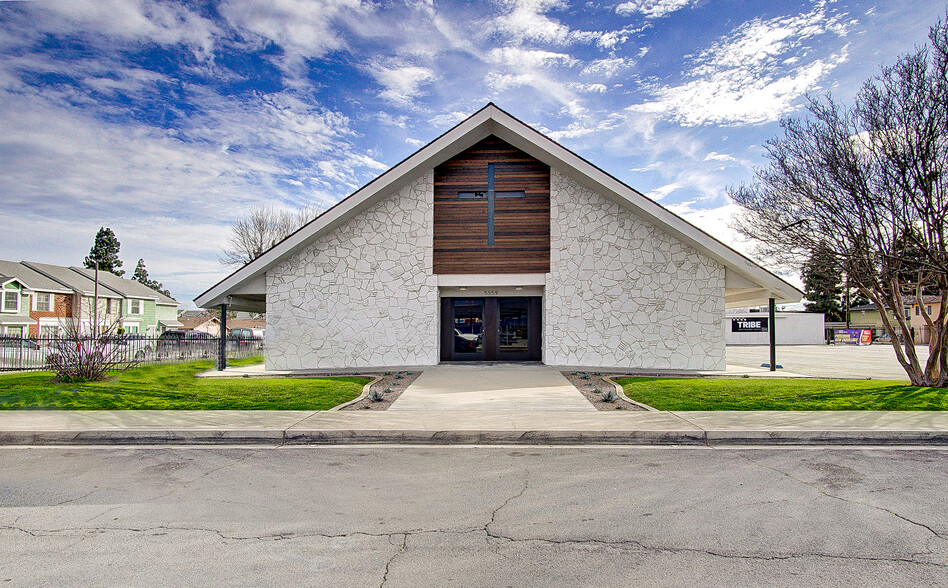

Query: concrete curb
[
  {"left": 328, "top": 375, "right": 383, "bottom": 411},
  {"left": 603, "top": 375, "right": 658, "bottom": 411},
  {"left": 2, "top": 428, "right": 947, "bottom": 446}
]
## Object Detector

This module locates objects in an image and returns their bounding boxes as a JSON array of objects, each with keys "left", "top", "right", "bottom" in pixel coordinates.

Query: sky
[{"left": 0, "top": 0, "right": 945, "bottom": 307}]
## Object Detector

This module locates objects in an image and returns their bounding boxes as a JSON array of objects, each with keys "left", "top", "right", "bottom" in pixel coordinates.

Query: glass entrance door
[
  {"left": 452, "top": 298, "right": 484, "bottom": 358},
  {"left": 441, "top": 297, "right": 541, "bottom": 361},
  {"left": 497, "top": 298, "right": 529, "bottom": 359}
]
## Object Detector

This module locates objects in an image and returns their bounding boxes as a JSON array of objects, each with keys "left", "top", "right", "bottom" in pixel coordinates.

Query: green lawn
[
  {"left": 0, "top": 357, "right": 370, "bottom": 410},
  {"left": 616, "top": 377, "right": 948, "bottom": 411}
]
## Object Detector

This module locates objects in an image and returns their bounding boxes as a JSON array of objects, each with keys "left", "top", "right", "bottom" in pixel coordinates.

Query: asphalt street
[{"left": 1, "top": 445, "right": 946, "bottom": 587}]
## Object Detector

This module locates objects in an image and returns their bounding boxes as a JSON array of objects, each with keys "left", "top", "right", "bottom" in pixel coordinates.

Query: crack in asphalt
[
  {"left": 726, "top": 449, "right": 947, "bottom": 541},
  {"left": 379, "top": 533, "right": 407, "bottom": 588},
  {"left": 4, "top": 523, "right": 945, "bottom": 569}
]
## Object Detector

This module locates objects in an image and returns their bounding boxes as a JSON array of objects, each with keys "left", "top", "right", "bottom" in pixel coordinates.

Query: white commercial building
[{"left": 196, "top": 104, "right": 801, "bottom": 371}]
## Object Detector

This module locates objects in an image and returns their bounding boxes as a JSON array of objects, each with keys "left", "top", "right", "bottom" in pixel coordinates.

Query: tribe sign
[{"left": 731, "top": 318, "right": 769, "bottom": 333}]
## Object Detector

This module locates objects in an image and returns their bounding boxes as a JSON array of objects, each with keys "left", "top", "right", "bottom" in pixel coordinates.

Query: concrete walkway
[
  {"left": 389, "top": 364, "right": 595, "bottom": 412},
  {"left": 1, "top": 409, "right": 946, "bottom": 445}
]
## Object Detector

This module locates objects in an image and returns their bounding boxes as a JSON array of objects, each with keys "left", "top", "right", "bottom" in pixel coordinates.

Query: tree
[
  {"left": 801, "top": 244, "right": 844, "bottom": 322},
  {"left": 219, "top": 205, "right": 323, "bottom": 267},
  {"left": 729, "top": 16, "right": 948, "bottom": 386},
  {"left": 84, "top": 227, "right": 124, "bottom": 276},
  {"left": 132, "top": 258, "right": 171, "bottom": 298}
]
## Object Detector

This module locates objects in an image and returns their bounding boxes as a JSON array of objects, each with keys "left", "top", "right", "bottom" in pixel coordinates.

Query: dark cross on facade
[{"left": 457, "top": 163, "right": 524, "bottom": 245}]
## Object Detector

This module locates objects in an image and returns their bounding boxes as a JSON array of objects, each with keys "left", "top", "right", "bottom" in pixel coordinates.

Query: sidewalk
[{"left": 1, "top": 409, "right": 946, "bottom": 446}]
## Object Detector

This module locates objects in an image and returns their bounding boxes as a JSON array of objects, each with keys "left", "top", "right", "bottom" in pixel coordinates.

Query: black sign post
[{"left": 769, "top": 298, "right": 777, "bottom": 372}]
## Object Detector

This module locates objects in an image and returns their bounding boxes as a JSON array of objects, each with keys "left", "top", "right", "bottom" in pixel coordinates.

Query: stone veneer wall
[
  {"left": 266, "top": 171, "right": 438, "bottom": 369},
  {"left": 545, "top": 169, "right": 725, "bottom": 370}
]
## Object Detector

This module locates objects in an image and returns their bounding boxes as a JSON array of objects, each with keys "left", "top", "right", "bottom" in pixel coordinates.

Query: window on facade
[
  {"left": 916, "top": 307, "right": 920, "bottom": 316},
  {"left": 927, "top": 305, "right": 932, "bottom": 314},
  {"left": 3, "top": 290, "right": 18, "bottom": 312},
  {"left": 106, "top": 299, "right": 112, "bottom": 314},
  {"left": 35, "top": 293, "right": 52, "bottom": 312},
  {"left": 129, "top": 299, "right": 141, "bottom": 314},
  {"left": 40, "top": 325, "right": 58, "bottom": 339}
]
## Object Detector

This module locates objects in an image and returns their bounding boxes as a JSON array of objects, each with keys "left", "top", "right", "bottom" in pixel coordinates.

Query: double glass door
[{"left": 442, "top": 297, "right": 541, "bottom": 361}]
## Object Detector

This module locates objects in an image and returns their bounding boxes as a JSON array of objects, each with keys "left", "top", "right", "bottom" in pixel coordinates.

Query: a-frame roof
[{"left": 196, "top": 103, "right": 802, "bottom": 309}]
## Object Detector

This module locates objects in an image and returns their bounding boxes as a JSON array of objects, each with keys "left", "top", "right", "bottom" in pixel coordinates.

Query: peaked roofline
[{"left": 196, "top": 103, "right": 802, "bottom": 307}]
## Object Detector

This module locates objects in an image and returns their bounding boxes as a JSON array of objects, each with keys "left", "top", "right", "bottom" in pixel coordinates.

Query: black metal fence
[{"left": 0, "top": 334, "right": 263, "bottom": 372}]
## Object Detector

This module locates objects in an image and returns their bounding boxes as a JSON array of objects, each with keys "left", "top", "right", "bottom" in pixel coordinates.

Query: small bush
[
  {"left": 601, "top": 389, "right": 617, "bottom": 402},
  {"left": 368, "top": 389, "right": 385, "bottom": 402}
]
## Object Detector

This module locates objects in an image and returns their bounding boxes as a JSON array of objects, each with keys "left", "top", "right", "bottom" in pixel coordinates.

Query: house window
[
  {"left": 106, "top": 299, "right": 113, "bottom": 314},
  {"left": 35, "top": 293, "right": 52, "bottom": 312},
  {"left": 129, "top": 299, "right": 141, "bottom": 315},
  {"left": 916, "top": 307, "right": 920, "bottom": 316},
  {"left": 40, "top": 325, "right": 58, "bottom": 339},
  {"left": 927, "top": 305, "right": 932, "bottom": 314},
  {"left": 3, "top": 290, "right": 18, "bottom": 313}
]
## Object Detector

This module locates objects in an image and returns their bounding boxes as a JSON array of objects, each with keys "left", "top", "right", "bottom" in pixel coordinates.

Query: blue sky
[{"left": 0, "top": 0, "right": 944, "bottom": 305}]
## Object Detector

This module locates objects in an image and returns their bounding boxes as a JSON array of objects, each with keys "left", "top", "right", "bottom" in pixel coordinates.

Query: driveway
[
  {"left": 727, "top": 344, "right": 930, "bottom": 380},
  {"left": 388, "top": 363, "right": 595, "bottom": 411}
]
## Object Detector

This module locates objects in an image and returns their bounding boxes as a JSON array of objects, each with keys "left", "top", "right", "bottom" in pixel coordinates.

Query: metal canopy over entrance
[{"left": 440, "top": 297, "right": 542, "bottom": 361}]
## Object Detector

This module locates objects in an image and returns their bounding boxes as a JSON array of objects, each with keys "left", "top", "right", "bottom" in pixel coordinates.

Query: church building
[{"left": 195, "top": 104, "right": 801, "bottom": 370}]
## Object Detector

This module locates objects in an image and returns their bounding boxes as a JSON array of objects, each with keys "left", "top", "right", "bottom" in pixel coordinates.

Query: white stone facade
[
  {"left": 265, "top": 172, "right": 439, "bottom": 369},
  {"left": 544, "top": 169, "right": 725, "bottom": 370}
]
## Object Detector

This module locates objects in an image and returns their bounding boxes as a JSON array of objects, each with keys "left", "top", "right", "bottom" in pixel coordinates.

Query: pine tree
[
  {"left": 132, "top": 258, "right": 171, "bottom": 298},
  {"left": 801, "top": 244, "right": 844, "bottom": 322},
  {"left": 83, "top": 227, "right": 124, "bottom": 276}
]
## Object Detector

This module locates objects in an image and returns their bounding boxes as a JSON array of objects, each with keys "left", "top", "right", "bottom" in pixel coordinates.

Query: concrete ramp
[{"left": 388, "top": 364, "right": 596, "bottom": 412}]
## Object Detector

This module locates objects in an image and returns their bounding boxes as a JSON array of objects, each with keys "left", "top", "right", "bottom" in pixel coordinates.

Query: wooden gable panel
[{"left": 433, "top": 136, "right": 550, "bottom": 274}]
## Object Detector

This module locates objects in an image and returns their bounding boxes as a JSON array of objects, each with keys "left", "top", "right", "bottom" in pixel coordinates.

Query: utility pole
[{"left": 845, "top": 273, "right": 851, "bottom": 328}]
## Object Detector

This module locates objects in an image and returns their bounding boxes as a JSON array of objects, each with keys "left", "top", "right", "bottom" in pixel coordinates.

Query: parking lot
[{"left": 728, "top": 344, "right": 931, "bottom": 380}]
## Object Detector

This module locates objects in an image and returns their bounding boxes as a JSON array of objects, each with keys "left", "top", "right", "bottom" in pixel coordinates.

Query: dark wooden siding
[{"left": 433, "top": 136, "right": 550, "bottom": 274}]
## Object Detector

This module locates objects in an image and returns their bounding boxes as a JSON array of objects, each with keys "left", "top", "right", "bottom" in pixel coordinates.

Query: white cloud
[
  {"left": 647, "top": 182, "right": 684, "bottom": 200},
  {"left": 27, "top": 0, "right": 220, "bottom": 59},
  {"left": 616, "top": 0, "right": 695, "bottom": 19},
  {"left": 569, "top": 82, "right": 607, "bottom": 93},
  {"left": 487, "top": 47, "right": 576, "bottom": 68},
  {"left": 429, "top": 111, "right": 470, "bottom": 128},
  {"left": 405, "top": 137, "right": 425, "bottom": 147},
  {"left": 704, "top": 151, "right": 738, "bottom": 163},
  {"left": 493, "top": 0, "right": 572, "bottom": 44},
  {"left": 365, "top": 60, "right": 435, "bottom": 107},
  {"left": 635, "top": 4, "right": 853, "bottom": 126},
  {"left": 220, "top": 0, "right": 369, "bottom": 62},
  {"left": 581, "top": 57, "right": 630, "bottom": 78}
]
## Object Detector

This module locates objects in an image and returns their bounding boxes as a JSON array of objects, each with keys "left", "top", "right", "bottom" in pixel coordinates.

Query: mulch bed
[
  {"left": 341, "top": 370, "right": 422, "bottom": 411},
  {"left": 561, "top": 370, "right": 646, "bottom": 411}
]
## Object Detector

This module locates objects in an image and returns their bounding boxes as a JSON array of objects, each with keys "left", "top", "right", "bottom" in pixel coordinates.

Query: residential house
[
  {"left": 68, "top": 266, "right": 180, "bottom": 335},
  {"left": 910, "top": 295, "right": 944, "bottom": 345},
  {"left": 0, "top": 260, "right": 75, "bottom": 337},
  {"left": 0, "top": 259, "right": 179, "bottom": 337},
  {"left": 179, "top": 315, "right": 221, "bottom": 337}
]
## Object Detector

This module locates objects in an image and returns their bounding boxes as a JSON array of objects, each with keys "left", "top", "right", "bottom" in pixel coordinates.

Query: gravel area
[
  {"left": 341, "top": 370, "right": 422, "bottom": 411},
  {"left": 561, "top": 370, "right": 646, "bottom": 411}
]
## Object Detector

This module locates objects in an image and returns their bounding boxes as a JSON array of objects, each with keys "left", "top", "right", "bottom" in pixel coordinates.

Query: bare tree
[
  {"left": 730, "top": 16, "right": 948, "bottom": 387},
  {"left": 219, "top": 205, "right": 323, "bottom": 267},
  {"left": 45, "top": 319, "right": 139, "bottom": 382}
]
